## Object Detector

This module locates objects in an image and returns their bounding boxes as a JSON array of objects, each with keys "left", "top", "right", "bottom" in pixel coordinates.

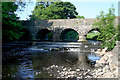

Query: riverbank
[
  {"left": 42, "top": 41, "right": 119, "bottom": 79},
  {"left": 92, "top": 41, "right": 119, "bottom": 78},
  {"left": 2, "top": 41, "right": 119, "bottom": 79},
  {"left": 92, "top": 47, "right": 118, "bottom": 78}
]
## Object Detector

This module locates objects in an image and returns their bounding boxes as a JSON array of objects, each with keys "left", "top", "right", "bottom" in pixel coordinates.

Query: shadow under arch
[
  {"left": 20, "top": 28, "right": 32, "bottom": 41},
  {"left": 60, "top": 28, "right": 79, "bottom": 42},
  {"left": 37, "top": 29, "right": 53, "bottom": 41},
  {"left": 85, "top": 28, "right": 101, "bottom": 41}
]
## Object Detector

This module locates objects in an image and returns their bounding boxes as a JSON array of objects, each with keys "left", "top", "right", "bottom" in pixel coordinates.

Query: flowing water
[{"left": 2, "top": 41, "right": 101, "bottom": 79}]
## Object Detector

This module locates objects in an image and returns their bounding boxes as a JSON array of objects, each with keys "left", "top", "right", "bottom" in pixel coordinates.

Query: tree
[
  {"left": 76, "top": 15, "right": 85, "bottom": 19},
  {"left": 2, "top": 2, "right": 25, "bottom": 42},
  {"left": 93, "top": 7, "right": 118, "bottom": 50},
  {"left": 30, "top": 1, "right": 79, "bottom": 20}
]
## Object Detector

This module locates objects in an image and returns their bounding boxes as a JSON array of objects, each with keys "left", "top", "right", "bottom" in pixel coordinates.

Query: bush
[{"left": 93, "top": 7, "right": 118, "bottom": 50}]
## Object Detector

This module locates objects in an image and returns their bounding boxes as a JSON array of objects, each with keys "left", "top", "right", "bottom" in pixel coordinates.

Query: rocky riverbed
[
  {"left": 92, "top": 41, "right": 119, "bottom": 78},
  {"left": 2, "top": 41, "right": 119, "bottom": 79},
  {"left": 40, "top": 42, "right": 119, "bottom": 79},
  {"left": 45, "top": 65, "right": 93, "bottom": 78},
  {"left": 93, "top": 49, "right": 118, "bottom": 78}
]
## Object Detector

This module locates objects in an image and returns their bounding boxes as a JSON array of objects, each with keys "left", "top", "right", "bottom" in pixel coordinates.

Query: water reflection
[{"left": 2, "top": 41, "right": 101, "bottom": 79}]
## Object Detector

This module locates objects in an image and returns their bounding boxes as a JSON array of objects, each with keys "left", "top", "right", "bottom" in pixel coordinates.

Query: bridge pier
[
  {"left": 53, "top": 33, "right": 61, "bottom": 42},
  {"left": 78, "top": 35, "right": 87, "bottom": 42},
  {"left": 31, "top": 32, "right": 37, "bottom": 41}
]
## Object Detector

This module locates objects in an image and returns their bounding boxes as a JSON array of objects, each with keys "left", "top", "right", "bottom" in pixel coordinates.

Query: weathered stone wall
[{"left": 22, "top": 18, "right": 118, "bottom": 41}]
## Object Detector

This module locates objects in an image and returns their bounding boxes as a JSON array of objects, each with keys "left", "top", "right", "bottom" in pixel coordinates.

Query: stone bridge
[{"left": 22, "top": 18, "right": 118, "bottom": 42}]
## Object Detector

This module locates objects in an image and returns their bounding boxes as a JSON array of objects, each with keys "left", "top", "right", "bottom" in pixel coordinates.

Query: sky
[
  {"left": 72, "top": 2, "right": 118, "bottom": 18},
  {"left": 15, "top": 0, "right": 119, "bottom": 20},
  {"left": 15, "top": 1, "right": 36, "bottom": 20}
]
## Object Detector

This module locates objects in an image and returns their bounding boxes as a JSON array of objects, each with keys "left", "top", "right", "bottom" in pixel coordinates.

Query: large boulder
[{"left": 94, "top": 43, "right": 119, "bottom": 78}]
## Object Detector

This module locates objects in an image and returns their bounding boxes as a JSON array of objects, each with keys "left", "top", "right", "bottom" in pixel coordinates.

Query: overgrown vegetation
[
  {"left": 86, "top": 31, "right": 100, "bottom": 40},
  {"left": 93, "top": 7, "right": 118, "bottom": 50},
  {"left": 2, "top": 2, "right": 25, "bottom": 42}
]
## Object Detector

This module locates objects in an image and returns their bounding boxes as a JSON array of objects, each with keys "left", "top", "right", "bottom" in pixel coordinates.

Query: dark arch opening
[
  {"left": 20, "top": 28, "right": 32, "bottom": 41},
  {"left": 86, "top": 28, "right": 100, "bottom": 41},
  {"left": 60, "top": 29, "right": 79, "bottom": 42},
  {"left": 37, "top": 29, "right": 53, "bottom": 41}
]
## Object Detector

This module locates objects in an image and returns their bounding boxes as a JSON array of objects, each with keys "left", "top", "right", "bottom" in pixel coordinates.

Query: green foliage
[
  {"left": 2, "top": 2, "right": 24, "bottom": 42},
  {"left": 86, "top": 31, "right": 100, "bottom": 40},
  {"left": 76, "top": 15, "right": 85, "bottom": 19},
  {"left": 31, "top": 1, "right": 78, "bottom": 20},
  {"left": 37, "top": 31, "right": 53, "bottom": 41},
  {"left": 117, "top": 24, "right": 120, "bottom": 41},
  {"left": 48, "top": 32, "right": 53, "bottom": 40},
  {"left": 61, "top": 31, "right": 79, "bottom": 41},
  {"left": 93, "top": 7, "right": 118, "bottom": 50}
]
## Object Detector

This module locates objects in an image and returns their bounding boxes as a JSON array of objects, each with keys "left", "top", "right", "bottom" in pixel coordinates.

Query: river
[{"left": 2, "top": 41, "right": 101, "bottom": 79}]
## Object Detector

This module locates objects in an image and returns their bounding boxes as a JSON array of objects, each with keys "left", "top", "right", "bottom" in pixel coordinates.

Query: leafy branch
[{"left": 92, "top": 6, "right": 118, "bottom": 51}]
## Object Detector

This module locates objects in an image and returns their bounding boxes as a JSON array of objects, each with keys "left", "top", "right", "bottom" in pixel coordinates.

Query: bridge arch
[
  {"left": 37, "top": 29, "right": 53, "bottom": 41},
  {"left": 60, "top": 28, "right": 79, "bottom": 42},
  {"left": 20, "top": 28, "right": 32, "bottom": 40},
  {"left": 85, "top": 28, "right": 100, "bottom": 41}
]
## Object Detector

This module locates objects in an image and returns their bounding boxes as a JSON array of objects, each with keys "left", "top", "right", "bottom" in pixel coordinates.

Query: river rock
[
  {"left": 109, "top": 57, "right": 118, "bottom": 66},
  {"left": 109, "top": 64, "right": 117, "bottom": 71},
  {"left": 95, "top": 47, "right": 108, "bottom": 56},
  {"left": 76, "top": 69, "right": 80, "bottom": 72},
  {"left": 103, "top": 54, "right": 109, "bottom": 61},
  {"left": 63, "top": 68, "right": 67, "bottom": 71},
  {"left": 103, "top": 71, "right": 114, "bottom": 78},
  {"left": 97, "top": 71, "right": 104, "bottom": 76},
  {"left": 87, "top": 69, "right": 90, "bottom": 72},
  {"left": 112, "top": 69, "right": 118, "bottom": 77},
  {"left": 93, "top": 44, "right": 119, "bottom": 78},
  {"left": 70, "top": 71, "right": 76, "bottom": 75},
  {"left": 77, "top": 76, "right": 82, "bottom": 78},
  {"left": 97, "top": 68, "right": 102, "bottom": 72},
  {"left": 103, "top": 67, "right": 108, "bottom": 73},
  {"left": 55, "top": 65, "right": 58, "bottom": 68},
  {"left": 95, "top": 62, "right": 101, "bottom": 67},
  {"left": 95, "top": 57, "right": 106, "bottom": 67}
]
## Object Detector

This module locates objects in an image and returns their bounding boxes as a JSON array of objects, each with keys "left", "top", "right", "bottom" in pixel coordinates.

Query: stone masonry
[{"left": 22, "top": 18, "right": 118, "bottom": 41}]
